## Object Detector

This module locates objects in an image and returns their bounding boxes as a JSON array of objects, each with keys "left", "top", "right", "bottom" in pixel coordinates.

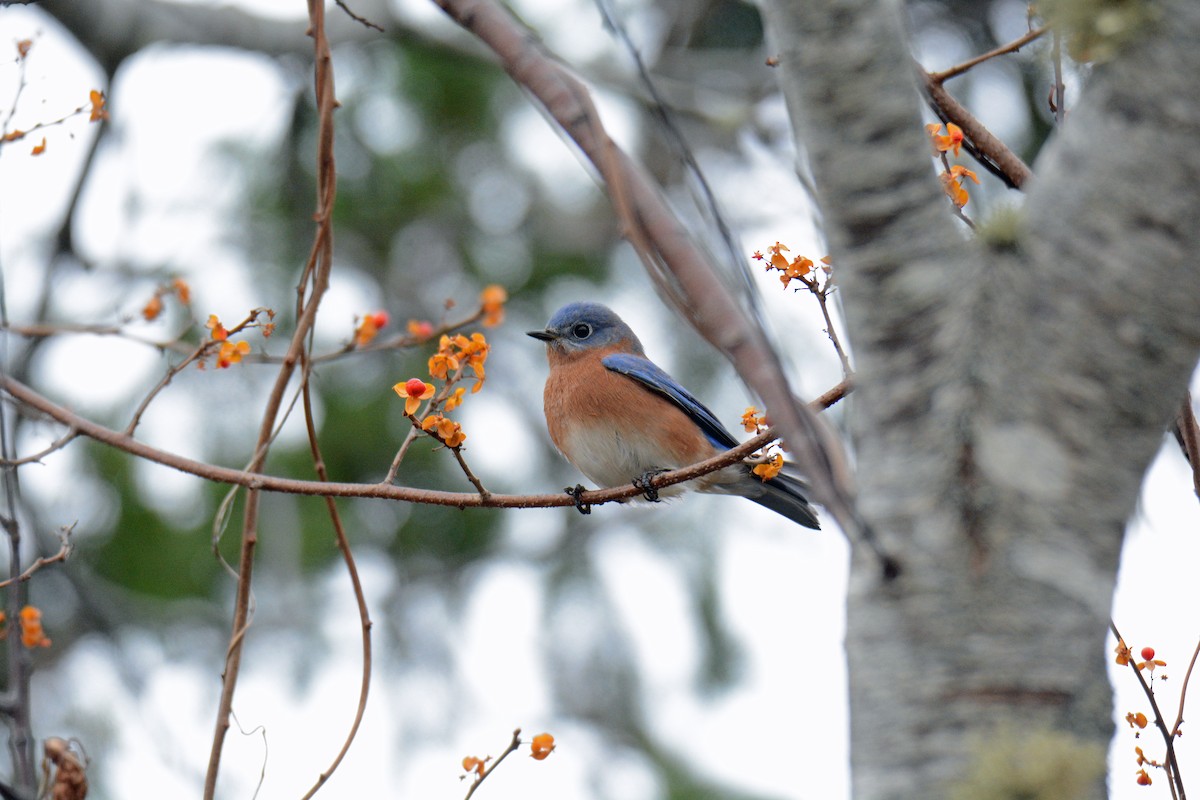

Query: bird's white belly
[{"left": 559, "top": 423, "right": 692, "bottom": 496}]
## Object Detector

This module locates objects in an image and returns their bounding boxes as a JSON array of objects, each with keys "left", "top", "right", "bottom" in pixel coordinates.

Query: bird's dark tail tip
[{"left": 751, "top": 473, "right": 821, "bottom": 530}]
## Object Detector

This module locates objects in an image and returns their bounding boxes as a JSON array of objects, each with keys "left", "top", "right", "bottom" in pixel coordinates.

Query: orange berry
[{"left": 371, "top": 311, "right": 390, "bottom": 329}]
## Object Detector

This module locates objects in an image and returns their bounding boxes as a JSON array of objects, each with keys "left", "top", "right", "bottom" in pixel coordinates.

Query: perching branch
[{"left": 1, "top": 372, "right": 849, "bottom": 511}]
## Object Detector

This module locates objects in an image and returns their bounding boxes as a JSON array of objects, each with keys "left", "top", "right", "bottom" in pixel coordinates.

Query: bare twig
[
  {"left": 333, "top": 0, "right": 384, "bottom": 31},
  {"left": 0, "top": 304, "right": 484, "bottom": 366},
  {"left": 1176, "top": 393, "right": 1200, "bottom": 501},
  {"left": 790, "top": 270, "right": 853, "bottom": 377},
  {"left": 383, "top": 425, "right": 421, "bottom": 485},
  {"left": 593, "top": 0, "right": 761, "bottom": 314},
  {"left": 928, "top": 25, "right": 1048, "bottom": 84},
  {"left": 1050, "top": 32, "right": 1066, "bottom": 124},
  {"left": 297, "top": 356, "right": 372, "bottom": 799},
  {"left": 0, "top": 523, "right": 75, "bottom": 589},
  {"left": 124, "top": 344, "right": 209, "bottom": 436},
  {"left": 1172, "top": 636, "right": 1200, "bottom": 757},
  {"left": 950, "top": 203, "right": 977, "bottom": 230},
  {"left": 450, "top": 445, "right": 489, "bottom": 497},
  {"left": 0, "top": 283, "right": 36, "bottom": 794},
  {"left": 0, "top": 428, "right": 78, "bottom": 467}
]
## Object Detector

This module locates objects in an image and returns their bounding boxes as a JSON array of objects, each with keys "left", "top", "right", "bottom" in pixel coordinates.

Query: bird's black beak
[{"left": 526, "top": 329, "right": 556, "bottom": 342}]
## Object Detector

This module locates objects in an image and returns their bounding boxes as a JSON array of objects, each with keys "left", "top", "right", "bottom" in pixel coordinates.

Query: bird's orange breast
[{"left": 542, "top": 344, "right": 718, "bottom": 488}]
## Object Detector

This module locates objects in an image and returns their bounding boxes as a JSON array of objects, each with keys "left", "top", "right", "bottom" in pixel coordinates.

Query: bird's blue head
[{"left": 526, "top": 302, "right": 645, "bottom": 356}]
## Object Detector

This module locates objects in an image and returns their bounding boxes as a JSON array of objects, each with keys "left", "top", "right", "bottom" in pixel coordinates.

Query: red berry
[
  {"left": 404, "top": 378, "right": 426, "bottom": 397},
  {"left": 371, "top": 311, "right": 390, "bottom": 329},
  {"left": 1141, "top": 647, "right": 1155, "bottom": 662}
]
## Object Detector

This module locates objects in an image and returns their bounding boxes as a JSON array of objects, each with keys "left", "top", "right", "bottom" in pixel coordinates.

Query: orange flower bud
[
  {"left": 142, "top": 294, "right": 163, "bottom": 321},
  {"left": 530, "top": 732, "right": 555, "bottom": 760}
]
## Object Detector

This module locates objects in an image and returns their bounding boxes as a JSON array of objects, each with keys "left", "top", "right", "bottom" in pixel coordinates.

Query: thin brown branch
[
  {"left": 1, "top": 372, "right": 850, "bottom": 511},
  {"left": 0, "top": 523, "right": 74, "bottom": 590},
  {"left": 384, "top": 425, "right": 421, "bottom": 485},
  {"left": 449, "top": 445, "right": 490, "bottom": 497},
  {"left": 124, "top": 343, "right": 208, "bottom": 435},
  {"left": 1175, "top": 392, "right": 1200, "bottom": 501},
  {"left": 1, "top": 322, "right": 187, "bottom": 350},
  {"left": 792, "top": 272, "right": 853, "bottom": 378},
  {"left": 0, "top": 304, "right": 484, "bottom": 367},
  {"left": 298, "top": 357, "right": 372, "bottom": 799},
  {"left": 1050, "top": 32, "right": 1066, "bottom": 124},
  {"left": 333, "top": 0, "right": 384, "bottom": 31},
  {"left": 463, "top": 729, "right": 522, "bottom": 800},
  {"left": 920, "top": 68, "right": 1033, "bottom": 190},
  {"left": 0, "top": 427, "right": 78, "bottom": 467},
  {"left": 1172, "top": 636, "right": 1200, "bottom": 747},
  {"left": 928, "top": 25, "right": 1048, "bottom": 84}
]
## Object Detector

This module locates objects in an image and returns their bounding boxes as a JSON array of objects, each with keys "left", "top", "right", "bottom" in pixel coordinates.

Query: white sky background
[{"left": 0, "top": 1, "right": 1198, "bottom": 798}]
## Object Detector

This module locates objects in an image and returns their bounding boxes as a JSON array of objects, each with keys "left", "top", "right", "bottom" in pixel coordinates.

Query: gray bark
[{"left": 760, "top": 0, "right": 1200, "bottom": 797}]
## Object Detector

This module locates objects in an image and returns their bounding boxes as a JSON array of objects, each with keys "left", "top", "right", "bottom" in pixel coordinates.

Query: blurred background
[{"left": 0, "top": 0, "right": 1196, "bottom": 797}]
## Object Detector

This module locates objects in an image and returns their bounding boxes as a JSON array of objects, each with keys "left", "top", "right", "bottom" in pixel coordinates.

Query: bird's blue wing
[{"left": 601, "top": 353, "right": 739, "bottom": 450}]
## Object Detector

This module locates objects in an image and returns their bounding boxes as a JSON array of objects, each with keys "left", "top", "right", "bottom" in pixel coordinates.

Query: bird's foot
[
  {"left": 633, "top": 469, "right": 668, "bottom": 502},
  {"left": 565, "top": 484, "right": 592, "bottom": 515}
]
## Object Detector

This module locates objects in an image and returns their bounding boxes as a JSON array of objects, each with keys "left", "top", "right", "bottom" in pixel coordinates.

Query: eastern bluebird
[{"left": 527, "top": 302, "right": 820, "bottom": 529}]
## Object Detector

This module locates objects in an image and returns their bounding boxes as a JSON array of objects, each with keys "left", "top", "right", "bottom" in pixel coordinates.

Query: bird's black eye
[{"left": 571, "top": 322, "right": 592, "bottom": 339}]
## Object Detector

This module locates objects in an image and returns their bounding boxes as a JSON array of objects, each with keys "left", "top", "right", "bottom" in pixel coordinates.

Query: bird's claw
[
  {"left": 565, "top": 484, "right": 592, "bottom": 515},
  {"left": 633, "top": 470, "right": 667, "bottom": 502}
]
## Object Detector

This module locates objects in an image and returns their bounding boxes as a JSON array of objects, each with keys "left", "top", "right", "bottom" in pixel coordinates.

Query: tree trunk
[{"left": 760, "top": 0, "right": 1200, "bottom": 796}]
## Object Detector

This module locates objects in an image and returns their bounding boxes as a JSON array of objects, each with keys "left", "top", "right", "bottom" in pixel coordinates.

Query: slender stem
[
  {"left": 0, "top": 524, "right": 73, "bottom": 589},
  {"left": 1111, "top": 620, "right": 1186, "bottom": 798},
  {"left": 0, "top": 428, "right": 78, "bottom": 467},
  {"left": 1171, "top": 637, "right": 1200, "bottom": 742},
  {"left": 1050, "top": 31, "right": 1066, "bottom": 124},
  {"left": 384, "top": 426, "right": 421, "bottom": 485},
  {"left": 450, "top": 445, "right": 490, "bottom": 497},
  {"left": 929, "top": 25, "right": 1048, "bottom": 84},
  {"left": 463, "top": 729, "right": 522, "bottom": 800},
  {"left": 298, "top": 357, "right": 372, "bottom": 799},
  {"left": 1176, "top": 392, "right": 1200, "bottom": 501}
]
